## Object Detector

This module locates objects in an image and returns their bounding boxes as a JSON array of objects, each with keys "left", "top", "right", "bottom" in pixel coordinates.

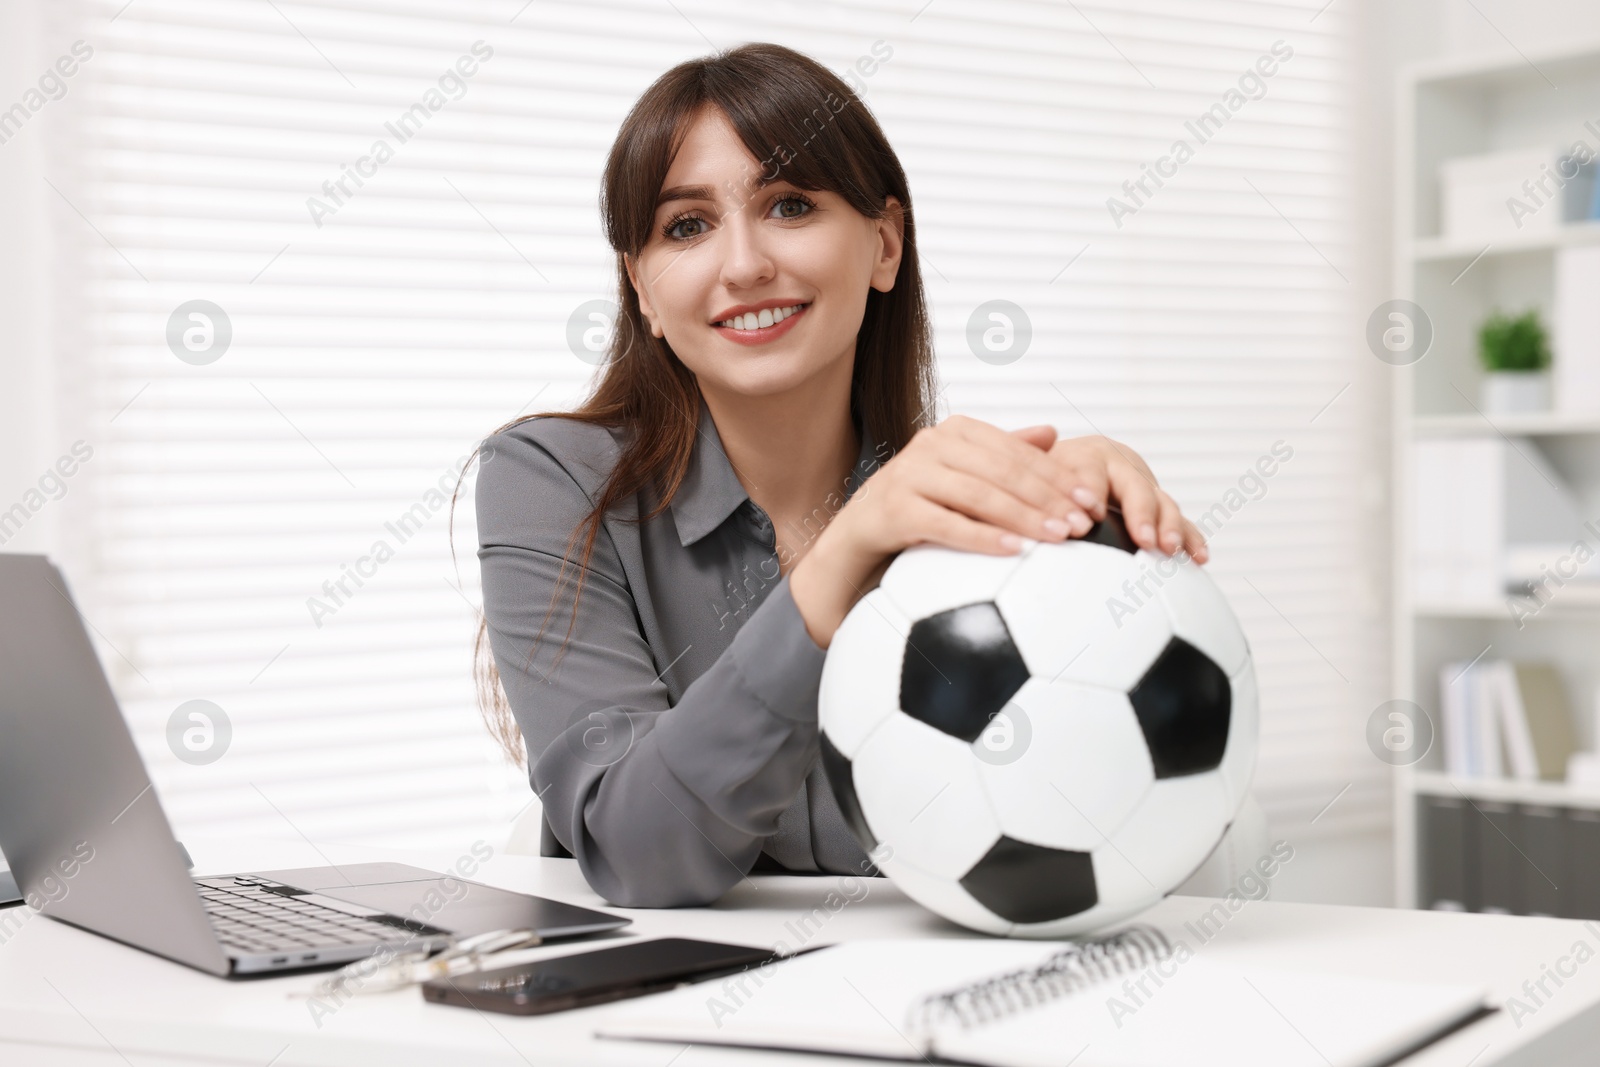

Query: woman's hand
[
  {"left": 789, "top": 416, "right": 1205, "bottom": 648},
  {"left": 1034, "top": 432, "right": 1208, "bottom": 563}
]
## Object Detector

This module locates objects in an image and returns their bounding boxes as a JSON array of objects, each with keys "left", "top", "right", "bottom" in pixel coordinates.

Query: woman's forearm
[{"left": 788, "top": 511, "right": 888, "bottom": 650}]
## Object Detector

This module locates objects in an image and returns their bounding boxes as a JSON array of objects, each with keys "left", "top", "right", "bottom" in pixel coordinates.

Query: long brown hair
[{"left": 457, "top": 43, "right": 940, "bottom": 766}]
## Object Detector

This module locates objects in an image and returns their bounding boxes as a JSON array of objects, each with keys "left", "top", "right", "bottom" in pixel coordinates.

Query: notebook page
[
  {"left": 932, "top": 956, "right": 1489, "bottom": 1067},
  {"left": 596, "top": 939, "right": 1061, "bottom": 1059}
]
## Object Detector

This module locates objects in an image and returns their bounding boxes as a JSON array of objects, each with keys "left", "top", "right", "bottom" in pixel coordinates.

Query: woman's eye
[
  {"left": 772, "top": 196, "right": 811, "bottom": 219},
  {"left": 666, "top": 215, "right": 707, "bottom": 240}
]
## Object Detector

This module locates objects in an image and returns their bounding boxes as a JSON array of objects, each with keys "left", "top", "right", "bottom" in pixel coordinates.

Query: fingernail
[
  {"left": 1000, "top": 533, "right": 1024, "bottom": 551},
  {"left": 1140, "top": 523, "right": 1156, "bottom": 545},
  {"left": 1043, "top": 517, "right": 1070, "bottom": 537},
  {"left": 1162, "top": 531, "right": 1179, "bottom": 552},
  {"left": 1067, "top": 512, "right": 1091, "bottom": 535},
  {"left": 1071, "top": 487, "right": 1098, "bottom": 508}
]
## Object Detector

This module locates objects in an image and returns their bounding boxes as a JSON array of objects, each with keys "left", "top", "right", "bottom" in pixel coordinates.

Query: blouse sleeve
[{"left": 474, "top": 425, "right": 827, "bottom": 907}]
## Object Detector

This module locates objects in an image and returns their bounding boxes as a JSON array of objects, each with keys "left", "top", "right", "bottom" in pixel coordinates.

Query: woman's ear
[
  {"left": 869, "top": 195, "right": 906, "bottom": 293},
  {"left": 623, "top": 252, "right": 665, "bottom": 338}
]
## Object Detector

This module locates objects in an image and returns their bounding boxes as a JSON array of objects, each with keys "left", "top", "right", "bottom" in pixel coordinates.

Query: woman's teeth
[{"left": 717, "top": 304, "right": 806, "bottom": 330}]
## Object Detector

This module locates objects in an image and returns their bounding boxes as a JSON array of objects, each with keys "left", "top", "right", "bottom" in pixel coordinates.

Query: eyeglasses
[{"left": 293, "top": 927, "right": 545, "bottom": 999}]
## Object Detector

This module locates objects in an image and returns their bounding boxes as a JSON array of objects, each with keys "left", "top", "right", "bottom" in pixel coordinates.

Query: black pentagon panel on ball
[
  {"left": 819, "top": 733, "right": 879, "bottom": 855},
  {"left": 1128, "top": 637, "right": 1232, "bottom": 778},
  {"left": 900, "top": 602, "right": 1030, "bottom": 743},
  {"left": 959, "top": 836, "right": 1098, "bottom": 924},
  {"left": 1079, "top": 507, "right": 1138, "bottom": 554}
]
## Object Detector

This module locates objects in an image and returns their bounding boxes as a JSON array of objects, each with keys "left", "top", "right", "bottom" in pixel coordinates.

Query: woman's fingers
[
  {"left": 1009, "top": 424, "right": 1058, "bottom": 451},
  {"left": 1105, "top": 459, "right": 1162, "bottom": 551},
  {"left": 910, "top": 496, "right": 1030, "bottom": 556},
  {"left": 954, "top": 416, "right": 1081, "bottom": 500},
  {"left": 1111, "top": 440, "right": 1157, "bottom": 484},
  {"left": 1115, "top": 475, "right": 1210, "bottom": 565},
  {"left": 1180, "top": 516, "right": 1210, "bottom": 563},
  {"left": 1043, "top": 436, "right": 1206, "bottom": 562},
  {"left": 1153, "top": 489, "right": 1187, "bottom": 556},
  {"left": 912, "top": 466, "right": 1076, "bottom": 545},
  {"left": 936, "top": 417, "right": 1091, "bottom": 533},
  {"left": 1046, "top": 445, "right": 1110, "bottom": 521}
]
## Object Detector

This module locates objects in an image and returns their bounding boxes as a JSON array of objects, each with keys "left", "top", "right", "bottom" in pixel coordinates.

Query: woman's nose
[{"left": 718, "top": 214, "right": 776, "bottom": 289}]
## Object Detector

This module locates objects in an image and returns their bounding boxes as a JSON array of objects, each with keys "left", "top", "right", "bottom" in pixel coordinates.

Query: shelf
[
  {"left": 1411, "top": 221, "right": 1600, "bottom": 263},
  {"left": 1413, "top": 600, "right": 1600, "bottom": 623},
  {"left": 1394, "top": 37, "right": 1600, "bottom": 910},
  {"left": 1412, "top": 770, "right": 1600, "bottom": 810},
  {"left": 1405, "top": 35, "right": 1600, "bottom": 90},
  {"left": 1413, "top": 412, "right": 1600, "bottom": 436}
]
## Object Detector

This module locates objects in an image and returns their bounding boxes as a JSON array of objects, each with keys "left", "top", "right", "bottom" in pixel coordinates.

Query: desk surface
[{"left": 1, "top": 836, "right": 1597, "bottom": 1067}]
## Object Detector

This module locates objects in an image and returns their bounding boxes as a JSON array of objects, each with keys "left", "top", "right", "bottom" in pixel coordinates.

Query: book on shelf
[{"left": 1437, "top": 659, "right": 1577, "bottom": 782}]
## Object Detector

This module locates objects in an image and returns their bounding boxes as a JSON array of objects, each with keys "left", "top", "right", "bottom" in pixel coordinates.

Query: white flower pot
[{"left": 1481, "top": 370, "right": 1551, "bottom": 414}]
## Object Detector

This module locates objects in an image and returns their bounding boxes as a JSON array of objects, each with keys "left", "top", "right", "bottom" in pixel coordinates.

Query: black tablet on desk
[{"left": 422, "top": 938, "right": 821, "bottom": 1016}]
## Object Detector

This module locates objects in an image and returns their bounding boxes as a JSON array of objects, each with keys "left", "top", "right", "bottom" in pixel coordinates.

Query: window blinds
[{"left": 51, "top": 0, "right": 1380, "bottom": 851}]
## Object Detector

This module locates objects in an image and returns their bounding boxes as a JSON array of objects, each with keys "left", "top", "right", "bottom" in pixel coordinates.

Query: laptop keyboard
[{"left": 195, "top": 875, "right": 438, "bottom": 956}]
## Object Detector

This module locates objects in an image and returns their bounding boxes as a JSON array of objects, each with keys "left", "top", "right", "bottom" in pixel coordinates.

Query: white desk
[{"left": 1, "top": 836, "right": 1598, "bottom": 1066}]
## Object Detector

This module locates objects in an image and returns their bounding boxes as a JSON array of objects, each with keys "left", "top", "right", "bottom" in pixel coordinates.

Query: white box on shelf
[
  {"left": 1439, "top": 148, "right": 1561, "bottom": 241},
  {"left": 1411, "top": 437, "right": 1586, "bottom": 604},
  {"left": 1554, "top": 245, "right": 1600, "bottom": 415}
]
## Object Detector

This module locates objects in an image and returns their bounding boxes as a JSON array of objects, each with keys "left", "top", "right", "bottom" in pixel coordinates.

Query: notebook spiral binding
[{"left": 909, "top": 926, "right": 1173, "bottom": 1035}]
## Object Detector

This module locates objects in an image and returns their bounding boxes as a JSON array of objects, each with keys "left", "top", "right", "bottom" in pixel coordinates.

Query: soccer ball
[{"left": 818, "top": 514, "right": 1258, "bottom": 938}]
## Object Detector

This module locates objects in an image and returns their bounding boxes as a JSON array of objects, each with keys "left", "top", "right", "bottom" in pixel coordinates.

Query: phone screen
[{"left": 420, "top": 937, "right": 797, "bottom": 1016}]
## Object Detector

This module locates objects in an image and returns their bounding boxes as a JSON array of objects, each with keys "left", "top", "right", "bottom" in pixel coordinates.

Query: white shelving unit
[{"left": 1393, "top": 41, "right": 1600, "bottom": 909}]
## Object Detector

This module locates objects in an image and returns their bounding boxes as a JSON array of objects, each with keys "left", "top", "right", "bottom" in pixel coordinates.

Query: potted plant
[{"left": 1477, "top": 308, "right": 1552, "bottom": 413}]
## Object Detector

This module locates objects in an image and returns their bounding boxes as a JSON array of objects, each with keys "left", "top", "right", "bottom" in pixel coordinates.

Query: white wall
[{"left": 0, "top": 2, "right": 59, "bottom": 558}]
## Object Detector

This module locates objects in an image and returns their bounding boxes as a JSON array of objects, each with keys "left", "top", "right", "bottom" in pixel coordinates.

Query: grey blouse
[{"left": 475, "top": 391, "right": 893, "bottom": 907}]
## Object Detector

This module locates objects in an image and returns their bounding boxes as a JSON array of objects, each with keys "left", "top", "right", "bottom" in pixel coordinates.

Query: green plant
[{"left": 1477, "top": 309, "right": 1551, "bottom": 372}]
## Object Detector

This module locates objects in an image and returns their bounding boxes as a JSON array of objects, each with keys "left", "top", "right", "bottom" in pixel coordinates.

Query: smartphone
[{"left": 420, "top": 936, "right": 809, "bottom": 1016}]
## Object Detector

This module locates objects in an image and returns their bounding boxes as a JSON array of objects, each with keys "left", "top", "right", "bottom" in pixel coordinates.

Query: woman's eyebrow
[{"left": 656, "top": 184, "right": 717, "bottom": 207}]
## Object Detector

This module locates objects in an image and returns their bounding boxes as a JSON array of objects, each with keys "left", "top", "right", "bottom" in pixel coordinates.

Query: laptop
[{"left": 0, "top": 553, "right": 630, "bottom": 976}]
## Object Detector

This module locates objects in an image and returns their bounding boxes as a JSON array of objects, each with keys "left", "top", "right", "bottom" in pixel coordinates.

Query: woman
[{"left": 473, "top": 43, "right": 1207, "bottom": 908}]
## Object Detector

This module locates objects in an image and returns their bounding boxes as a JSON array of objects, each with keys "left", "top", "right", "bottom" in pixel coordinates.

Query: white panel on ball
[
  {"left": 1108, "top": 770, "right": 1231, "bottom": 893},
  {"left": 850, "top": 712, "right": 1002, "bottom": 881},
  {"left": 876, "top": 541, "right": 1034, "bottom": 621},
  {"left": 1158, "top": 558, "right": 1250, "bottom": 677},
  {"left": 876, "top": 854, "right": 1012, "bottom": 937},
  {"left": 973, "top": 679, "right": 1154, "bottom": 851},
  {"left": 1218, "top": 662, "right": 1260, "bottom": 812},
  {"left": 818, "top": 588, "right": 914, "bottom": 760},
  {"left": 995, "top": 542, "right": 1172, "bottom": 690}
]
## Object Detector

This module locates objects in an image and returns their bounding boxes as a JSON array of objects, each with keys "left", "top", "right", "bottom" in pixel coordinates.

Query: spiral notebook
[{"left": 596, "top": 928, "right": 1490, "bottom": 1067}]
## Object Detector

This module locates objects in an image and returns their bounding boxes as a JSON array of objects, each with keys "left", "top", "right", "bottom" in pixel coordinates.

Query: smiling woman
[{"left": 468, "top": 43, "right": 1202, "bottom": 908}]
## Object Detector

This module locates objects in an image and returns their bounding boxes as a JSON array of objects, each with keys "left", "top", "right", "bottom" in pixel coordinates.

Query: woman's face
[{"left": 625, "top": 106, "right": 903, "bottom": 401}]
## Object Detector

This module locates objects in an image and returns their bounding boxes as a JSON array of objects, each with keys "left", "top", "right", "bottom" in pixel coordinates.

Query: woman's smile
[{"left": 711, "top": 301, "right": 811, "bottom": 346}]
